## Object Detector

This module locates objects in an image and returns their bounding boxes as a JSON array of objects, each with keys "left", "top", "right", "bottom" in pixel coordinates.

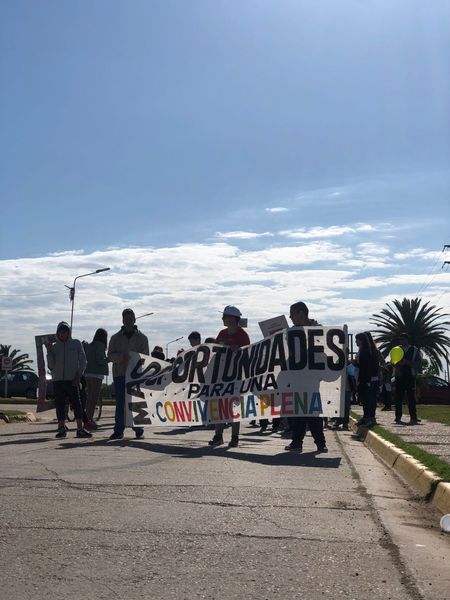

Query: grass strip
[
  {"left": 351, "top": 411, "right": 450, "bottom": 482},
  {"left": 1, "top": 410, "right": 27, "bottom": 417},
  {"left": 415, "top": 405, "right": 450, "bottom": 426}
]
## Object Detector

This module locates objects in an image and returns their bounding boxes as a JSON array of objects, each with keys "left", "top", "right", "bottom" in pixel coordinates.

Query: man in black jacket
[
  {"left": 284, "top": 302, "right": 328, "bottom": 453},
  {"left": 394, "top": 333, "right": 422, "bottom": 425}
]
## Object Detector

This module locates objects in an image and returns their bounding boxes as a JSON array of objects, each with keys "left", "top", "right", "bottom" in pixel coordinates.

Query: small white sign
[
  {"left": 2, "top": 356, "right": 13, "bottom": 370},
  {"left": 258, "top": 315, "right": 289, "bottom": 338}
]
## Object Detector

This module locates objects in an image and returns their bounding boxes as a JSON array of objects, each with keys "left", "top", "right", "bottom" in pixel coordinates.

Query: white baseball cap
[{"left": 223, "top": 305, "right": 242, "bottom": 317}]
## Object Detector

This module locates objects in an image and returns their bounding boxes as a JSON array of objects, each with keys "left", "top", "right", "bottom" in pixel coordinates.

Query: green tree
[
  {"left": 370, "top": 297, "right": 450, "bottom": 372},
  {"left": 0, "top": 345, "right": 34, "bottom": 373}
]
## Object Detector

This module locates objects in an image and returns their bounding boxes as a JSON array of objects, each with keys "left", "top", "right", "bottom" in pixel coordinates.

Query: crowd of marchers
[{"left": 45, "top": 301, "right": 421, "bottom": 450}]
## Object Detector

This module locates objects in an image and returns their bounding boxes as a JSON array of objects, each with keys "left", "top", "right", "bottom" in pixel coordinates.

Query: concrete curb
[{"left": 350, "top": 417, "right": 450, "bottom": 515}]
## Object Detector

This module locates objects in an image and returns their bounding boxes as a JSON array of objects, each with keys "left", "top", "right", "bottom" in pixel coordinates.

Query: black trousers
[
  {"left": 215, "top": 422, "right": 240, "bottom": 439},
  {"left": 395, "top": 380, "right": 417, "bottom": 421},
  {"left": 54, "top": 380, "right": 83, "bottom": 422},
  {"left": 291, "top": 417, "right": 326, "bottom": 448}
]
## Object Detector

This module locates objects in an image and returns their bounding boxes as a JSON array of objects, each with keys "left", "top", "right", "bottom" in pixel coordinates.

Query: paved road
[{"left": 0, "top": 412, "right": 449, "bottom": 600}]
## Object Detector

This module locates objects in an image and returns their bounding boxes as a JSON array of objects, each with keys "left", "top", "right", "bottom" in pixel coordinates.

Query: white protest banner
[{"left": 125, "top": 326, "right": 347, "bottom": 428}]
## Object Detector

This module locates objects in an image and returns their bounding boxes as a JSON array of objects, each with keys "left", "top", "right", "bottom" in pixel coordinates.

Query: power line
[{"left": 417, "top": 245, "right": 448, "bottom": 296}]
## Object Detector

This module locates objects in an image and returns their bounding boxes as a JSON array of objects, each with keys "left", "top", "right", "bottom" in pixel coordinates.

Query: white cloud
[
  {"left": 47, "top": 249, "right": 85, "bottom": 257},
  {"left": 395, "top": 248, "right": 442, "bottom": 261},
  {"left": 215, "top": 231, "right": 274, "bottom": 240},
  {"left": 280, "top": 223, "right": 376, "bottom": 239},
  {"left": 1, "top": 237, "right": 449, "bottom": 368},
  {"left": 265, "top": 207, "right": 289, "bottom": 213}
]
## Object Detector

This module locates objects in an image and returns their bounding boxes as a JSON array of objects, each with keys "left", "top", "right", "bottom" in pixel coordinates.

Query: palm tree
[
  {"left": 0, "top": 345, "right": 34, "bottom": 373},
  {"left": 370, "top": 297, "right": 450, "bottom": 372}
]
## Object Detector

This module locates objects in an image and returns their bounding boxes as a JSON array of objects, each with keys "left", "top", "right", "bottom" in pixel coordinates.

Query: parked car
[
  {"left": 0, "top": 370, "right": 39, "bottom": 399},
  {"left": 418, "top": 375, "right": 450, "bottom": 405}
]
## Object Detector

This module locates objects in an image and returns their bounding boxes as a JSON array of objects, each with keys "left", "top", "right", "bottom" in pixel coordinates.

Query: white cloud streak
[
  {"left": 265, "top": 207, "right": 289, "bottom": 213},
  {"left": 280, "top": 223, "right": 376, "bottom": 239},
  {"left": 215, "top": 231, "right": 274, "bottom": 240}
]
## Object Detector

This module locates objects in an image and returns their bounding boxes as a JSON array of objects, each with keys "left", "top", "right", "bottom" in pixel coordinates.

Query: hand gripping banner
[{"left": 125, "top": 326, "right": 347, "bottom": 428}]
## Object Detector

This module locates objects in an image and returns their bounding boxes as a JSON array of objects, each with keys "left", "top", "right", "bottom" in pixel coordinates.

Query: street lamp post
[
  {"left": 66, "top": 268, "right": 110, "bottom": 331},
  {"left": 136, "top": 312, "right": 154, "bottom": 320},
  {"left": 166, "top": 336, "right": 184, "bottom": 359}
]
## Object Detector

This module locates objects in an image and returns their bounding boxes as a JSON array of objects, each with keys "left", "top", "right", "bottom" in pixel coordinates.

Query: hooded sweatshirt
[{"left": 47, "top": 321, "right": 87, "bottom": 381}]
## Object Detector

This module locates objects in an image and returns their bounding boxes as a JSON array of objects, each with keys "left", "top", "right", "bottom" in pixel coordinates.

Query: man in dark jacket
[
  {"left": 46, "top": 321, "right": 92, "bottom": 439},
  {"left": 284, "top": 302, "right": 328, "bottom": 453},
  {"left": 394, "top": 333, "right": 422, "bottom": 425}
]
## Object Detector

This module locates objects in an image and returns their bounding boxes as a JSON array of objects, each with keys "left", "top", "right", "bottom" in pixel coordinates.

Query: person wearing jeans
[{"left": 107, "top": 309, "right": 149, "bottom": 440}]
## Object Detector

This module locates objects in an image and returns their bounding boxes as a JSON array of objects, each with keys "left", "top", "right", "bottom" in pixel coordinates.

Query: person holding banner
[
  {"left": 188, "top": 331, "right": 201, "bottom": 347},
  {"left": 285, "top": 302, "right": 328, "bottom": 453},
  {"left": 354, "top": 332, "right": 379, "bottom": 428},
  {"left": 108, "top": 309, "right": 149, "bottom": 440},
  {"left": 208, "top": 305, "right": 250, "bottom": 448},
  {"left": 394, "top": 333, "right": 422, "bottom": 425}
]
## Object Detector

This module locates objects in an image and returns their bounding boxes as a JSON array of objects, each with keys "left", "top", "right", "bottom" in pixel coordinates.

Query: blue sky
[{"left": 1, "top": 1, "right": 449, "bottom": 364}]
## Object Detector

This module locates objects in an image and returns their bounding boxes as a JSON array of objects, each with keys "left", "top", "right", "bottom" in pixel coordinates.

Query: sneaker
[
  {"left": 76, "top": 428, "right": 93, "bottom": 438},
  {"left": 84, "top": 420, "right": 98, "bottom": 430},
  {"left": 228, "top": 437, "right": 239, "bottom": 448},
  {"left": 285, "top": 441, "right": 302, "bottom": 452},
  {"left": 394, "top": 419, "right": 403, "bottom": 425},
  {"left": 316, "top": 446, "right": 329, "bottom": 454},
  {"left": 356, "top": 419, "right": 366, "bottom": 427},
  {"left": 409, "top": 419, "right": 418, "bottom": 425},
  {"left": 135, "top": 430, "right": 144, "bottom": 439},
  {"left": 109, "top": 432, "right": 124, "bottom": 440},
  {"left": 208, "top": 436, "right": 224, "bottom": 447},
  {"left": 55, "top": 429, "right": 67, "bottom": 439}
]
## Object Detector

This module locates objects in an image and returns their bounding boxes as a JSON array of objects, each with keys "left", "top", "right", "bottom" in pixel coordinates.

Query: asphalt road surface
[{"left": 0, "top": 410, "right": 449, "bottom": 600}]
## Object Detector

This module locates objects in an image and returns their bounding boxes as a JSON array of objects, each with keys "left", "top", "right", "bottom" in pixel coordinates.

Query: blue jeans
[{"left": 113, "top": 376, "right": 144, "bottom": 436}]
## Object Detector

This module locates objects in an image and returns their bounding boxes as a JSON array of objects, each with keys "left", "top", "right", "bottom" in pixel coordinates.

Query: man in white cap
[{"left": 208, "top": 305, "right": 250, "bottom": 448}]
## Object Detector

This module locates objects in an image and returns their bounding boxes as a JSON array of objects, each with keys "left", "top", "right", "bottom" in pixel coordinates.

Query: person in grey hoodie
[{"left": 46, "top": 321, "right": 92, "bottom": 439}]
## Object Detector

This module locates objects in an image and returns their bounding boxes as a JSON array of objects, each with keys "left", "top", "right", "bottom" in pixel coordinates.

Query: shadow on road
[
  {"left": 56, "top": 438, "right": 342, "bottom": 468},
  {"left": 0, "top": 437, "right": 53, "bottom": 446}
]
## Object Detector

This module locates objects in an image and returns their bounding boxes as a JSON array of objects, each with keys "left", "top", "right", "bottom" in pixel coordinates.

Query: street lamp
[
  {"left": 166, "top": 336, "right": 184, "bottom": 359},
  {"left": 66, "top": 268, "right": 110, "bottom": 330},
  {"left": 136, "top": 312, "right": 154, "bottom": 320}
]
